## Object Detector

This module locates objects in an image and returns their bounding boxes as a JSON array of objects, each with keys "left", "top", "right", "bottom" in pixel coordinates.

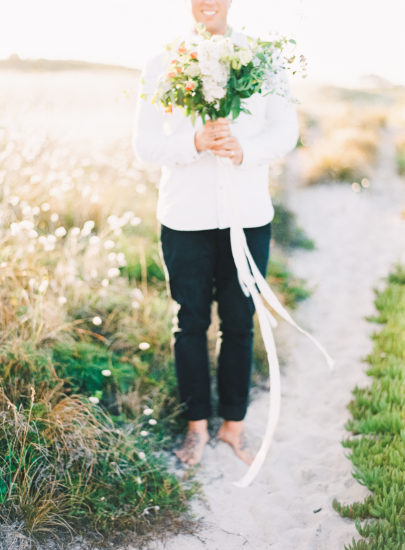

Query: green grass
[{"left": 333, "top": 263, "right": 405, "bottom": 550}]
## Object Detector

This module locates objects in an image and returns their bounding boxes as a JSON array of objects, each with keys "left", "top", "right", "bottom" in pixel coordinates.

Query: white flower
[
  {"left": 101, "top": 278, "right": 109, "bottom": 287},
  {"left": 132, "top": 288, "right": 144, "bottom": 301},
  {"left": 55, "top": 226, "right": 67, "bottom": 238},
  {"left": 116, "top": 253, "right": 126, "bottom": 266},
  {"left": 138, "top": 451, "right": 146, "bottom": 460},
  {"left": 238, "top": 49, "right": 253, "bottom": 66},
  {"left": 89, "top": 396, "right": 99, "bottom": 404},
  {"left": 140, "top": 430, "right": 149, "bottom": 437},
  {"left": 92, "top": 316, "right": 102, "bottom": 326},
  {"left": 202, "top": 76, "right": 227, "bottom": 103},
  {"left": 148, "top": 418, "right": 157, "bottom": 426},
  {"left": 50, "top": 213, "right": 59, "bottom": 222},
  {"left": 139, "top": 342, "right": 150, "bottom": 351},
  {"left": 58, "top": 296, "right": 67, "bottom": 305},
  {"left": 107, "top": 267, "right": 120, "bottom": 278},
  {"left": 82, "top": 220, "right": 95, "bottom": 237},
  {"left": 101, "top": 369, "right": 112, "bottom": 377},
  {"left": 143, "top": 407, "right": 153, "bottom": 415},
  {"left": 185, "top": 63, "right": 201, "bottom": 78},
  {"left": 89, "top": 236, "right": 99, "bottom": 246},
  {"left": 38, "top": 280, "right": 48, "bottom": 293},
  {"left": 41, "top": 202, "right": 50, "bottom": 212},
  {"left": 104, "top": 239, "right": 115, "bottom": 250},
  {"left": 9, "top": 196, "right": 20, "bottom": 206}
]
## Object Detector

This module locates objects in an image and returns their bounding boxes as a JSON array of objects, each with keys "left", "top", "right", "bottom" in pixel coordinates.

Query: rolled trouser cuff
[{"left": 217, "top": 402, "right": 247, "bottom": 421}]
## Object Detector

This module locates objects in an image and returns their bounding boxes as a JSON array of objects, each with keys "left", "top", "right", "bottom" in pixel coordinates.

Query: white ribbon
[{"left": 217, "top": 156, "right": 335, "bottom": 488}]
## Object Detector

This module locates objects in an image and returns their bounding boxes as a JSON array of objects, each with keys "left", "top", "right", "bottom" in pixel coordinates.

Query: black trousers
[{"left": 160, "top": 222, "right": 272, "bottom": 421}]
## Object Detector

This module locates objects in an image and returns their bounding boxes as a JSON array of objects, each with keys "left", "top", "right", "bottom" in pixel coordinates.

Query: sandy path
[{"left": 149, "top": 128, "right": 405, "bottom": 550}]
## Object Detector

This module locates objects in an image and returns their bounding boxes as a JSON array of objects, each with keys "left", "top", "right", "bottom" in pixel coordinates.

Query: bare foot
[
  {"left": 174, "top": 421, "right": 210, "bottom": 466},
  {"left": 217, "top": 420, "right": 255, "bottom": 465}
]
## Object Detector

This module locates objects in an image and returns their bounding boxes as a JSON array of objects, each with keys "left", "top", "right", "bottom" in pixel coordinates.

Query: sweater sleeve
[
  {"left": 237, "top": 71, "right": 299, "bottom": 170},
  {"left": 132, "top": 54, "right": 201, "bottom": 168}
]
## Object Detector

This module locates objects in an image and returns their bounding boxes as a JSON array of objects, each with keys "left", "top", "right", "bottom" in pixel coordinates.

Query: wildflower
[
  {"left": 185, "top": 80, "right": 195, "bottom": 91},
  {"left": 117, "top": 252, "right": 126, "bottom": 266},
  {"left": 139, "top": 342, "right": 150, "bottom": 351},
  {"left": 50, "top": 213, "right": 59, "bottom": 222},
  {"left": 9, "top": 195, "right": 19, "bottom": 206},
  {"left": 101, "top": 369, "right": 112, "bottom": 377},
  {"left": 104, "top": 239, "right": 115, "bottom": 250},
  {"left": 55, "top": 226, "right": 67, "bottom": 237},
  {"left": 89, "top": 235, "right": 99, "bottom": 246},
  {"left": 32, "top": 206, "right": 40, "bottom": 215},
  {"left": 178, "top": 45, "right": 187, "bottom": 54},
  {"left": 82, "top": 220, "right": 95, "bottom": 236},
  {"left": 148, "top": 418, "right": 157, "bottom": 426},
  {"left": 70, "top": 227, "right": 81, "bottom": 236},
  {"left": 92, "top": 316, "right": 102, "bottom": 326},
  {"left": 165, "top": 104, "right": 173, "bottom": 113},
  {"left": 107, "top": 267, "right": 120, "bottom": 278},
  {"left": 132, "top": 288, "right": 144, "bottom": 301},
  {"left": 154, "top": 506, "right": 160, "bottom": 511},
  {"left": 143, "top": 407, "right": 153, "bottom": 415},
  {"left": 190, "top": 51, "right": 198, "bottom": 59},
  {"left": 137, "top": 476, "right": 142, "bottom": 484},
  {"left": 168, "top": 72, "right": 176, "bottom": 79},
  {"left": 351, "top": 182, "right": 361, "bottom": 193},
  {"left": 107, "top": 214, "right": 120, "bottom": 228},
  {"left": 89, "top": 396, "right": 100, "bottom": 404},
  {"left": 58, "top": 296, "right": 67, "bottom": 305},
  {"left": 41, "top": 202, "right": 51, "bottom": 212},
  {"left": 138, "top": 451, "right": 146, "bottom": 460},
  {"left": 140, "top": 430, "right": 149, "bottom": 437},
  {"left": 101, "top": 279, "right": 109, "bottom": 287},
  {"left": 130, "top": 217, "right": 142, "bottom": 226},
  {"left": 38, "top": 280, "right": 48, "bottom": 293}
]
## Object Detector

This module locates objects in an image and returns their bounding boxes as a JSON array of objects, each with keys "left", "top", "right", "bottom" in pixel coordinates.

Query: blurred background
[
  {"left": 1, "top": 0, "right": 405, "bottom": 86},
  {"left": 1, "top": 2, "right": 405, "bottom": 545}
]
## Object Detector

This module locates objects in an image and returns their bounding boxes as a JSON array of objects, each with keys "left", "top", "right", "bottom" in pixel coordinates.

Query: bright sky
[{"left": 1, "top": 0, "right": 405, "bottom": 86}]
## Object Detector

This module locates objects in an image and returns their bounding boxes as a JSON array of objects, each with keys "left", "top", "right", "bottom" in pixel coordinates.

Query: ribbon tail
[
  {"left": 233, "top": 290, "right": 281, "bottom": 488},
  {"left": 241, "top": 235, "right": 335, "bottom": 371}
]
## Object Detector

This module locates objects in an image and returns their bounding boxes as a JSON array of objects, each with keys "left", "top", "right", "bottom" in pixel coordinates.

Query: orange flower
[
  {"left": 190, "top": 51, "right": 198, "bottom": 60},
  {"left": 170, "top": 59, "right": 179, "bottom": 65},
  {"left": 165, "top": 104, "right": 173, "bottom": 113},
  {"left": 168, "top": 72, "right": 176, "bottom": 78},
  {"left": 178, "top": 45, "right": 187, "bottom": 54},
  {"left": 185, "top": 81, "right": 195, "bottom": 91},
  {"left": 176, "top": 67, "right": 183, "bottom": 74}
]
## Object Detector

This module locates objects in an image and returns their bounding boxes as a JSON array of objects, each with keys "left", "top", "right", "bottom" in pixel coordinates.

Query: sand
[{"left": 144, "top": 126, "right": 405, "bottom": 550}]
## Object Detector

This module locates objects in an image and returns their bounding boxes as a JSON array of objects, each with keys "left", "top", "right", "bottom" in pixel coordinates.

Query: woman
[{"left": 132, "top": 0, "right": 299, "bottom": 466}]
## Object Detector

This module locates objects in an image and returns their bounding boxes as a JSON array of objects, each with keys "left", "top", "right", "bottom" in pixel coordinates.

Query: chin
[{"left": 197, "top": 18, "right": 221, "bottom": 33}]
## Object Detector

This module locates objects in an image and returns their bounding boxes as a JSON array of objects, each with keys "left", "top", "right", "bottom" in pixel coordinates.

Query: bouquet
[{"left": 151, "top": 23, "right": 307, "bottom": 124}]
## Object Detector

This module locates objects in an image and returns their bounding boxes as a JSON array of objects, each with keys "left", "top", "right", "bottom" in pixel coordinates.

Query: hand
[{"left": 194, "top": 118, "right": 244, "bottom": 166}]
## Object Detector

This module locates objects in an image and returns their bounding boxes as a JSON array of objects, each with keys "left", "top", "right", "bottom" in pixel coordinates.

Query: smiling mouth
[{"left": 202, "top": 10, "right": 217, "bottom": 16}]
